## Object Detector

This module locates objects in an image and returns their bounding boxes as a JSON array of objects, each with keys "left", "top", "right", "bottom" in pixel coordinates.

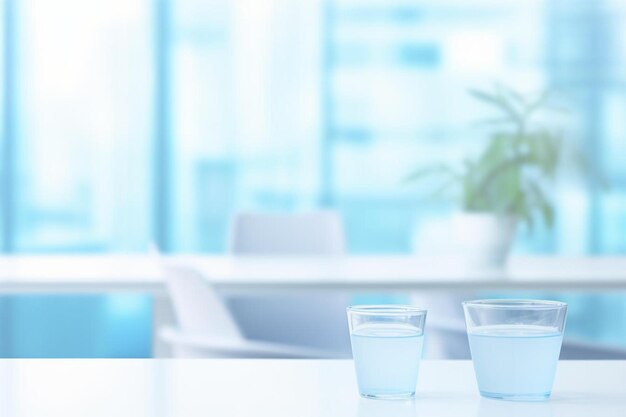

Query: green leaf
[
  {"left": 526, "top": 181, "right": 554, "bottom": 229},
  {"left": 513, "top": 192, "right": 533, "bottom": 232},
  {"left": 501, "top": 85, "right": 527, "bottom": 108},
  {"left": 468, "top": 89, "right": 502, "bottom": 106},
  {"left": 524, "top": 90, "right": 552, "bottom": 119},
  {"left": 429, "top": 176, "right": 460, "bottom": 201},
  {"left": 468, "top": 88, "right": 522, "bottom": 126},
  {"left": 402, "top": 164, "right": 459, "bottom": 184},
  {"left": 472, "top": 117, "right": 515, "bottom": 127},
  {"left": 465, "top": 153, "right": 531, "bottom": 211}
]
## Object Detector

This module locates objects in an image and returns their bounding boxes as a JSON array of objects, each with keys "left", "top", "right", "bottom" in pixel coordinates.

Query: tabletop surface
[
  {"left": 0, "top": 254, "right": 626, "bottom": 292},
  {"left": 0, "top": 359, "right": 623, "bottom": 416}
]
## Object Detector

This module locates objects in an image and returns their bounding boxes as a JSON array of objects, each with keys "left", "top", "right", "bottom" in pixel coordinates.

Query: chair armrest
[{"left": 160, "top": 327, "right": 342, "bottom": 359}]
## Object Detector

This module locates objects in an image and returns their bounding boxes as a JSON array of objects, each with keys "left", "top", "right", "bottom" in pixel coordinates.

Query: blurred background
[{"left": 0, "top": 0, "right": 625, "bottom": 357}]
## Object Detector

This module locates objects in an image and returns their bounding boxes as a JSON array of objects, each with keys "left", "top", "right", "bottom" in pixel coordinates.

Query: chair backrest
[
  {"left": 229, "top": 211, "right": 346, "bottom": 255},
  {"left": 164, "top": 264, "right": 243, "bottom": 340}
]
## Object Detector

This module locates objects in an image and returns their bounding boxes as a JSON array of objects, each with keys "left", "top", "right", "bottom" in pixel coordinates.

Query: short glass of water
[
  {"left": 463, "top": 299, "right": 567, "bottom": 401},
  {"left": 347, "top": 305, "right": 427, "bottom": 400}
]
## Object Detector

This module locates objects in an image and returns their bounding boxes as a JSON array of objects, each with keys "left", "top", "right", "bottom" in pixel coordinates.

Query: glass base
[
  {"left": 480, "top": 391, "right": 551, "bottom": 402},
  {"left": 360, "top": 392, "right": 415, "bottom": 400}
]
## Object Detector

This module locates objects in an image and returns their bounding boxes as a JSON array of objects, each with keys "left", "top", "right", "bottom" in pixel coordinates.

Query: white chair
[
  {"left": 159, "top": 264, "right": 339, "bottom": 358},
  {"left": 226, "top": 211, "right": 352, "bottom": 356},
  {"left": 229, "top": 211, "right": 345, "bottom": 255}
]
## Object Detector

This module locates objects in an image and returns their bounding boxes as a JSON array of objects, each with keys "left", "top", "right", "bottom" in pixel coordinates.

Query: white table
[
  {"left": 0, "top": 359, "right": 623, "bottom": 416},
  {"left": 0, "top": 254, "right": 626, "bottom": 292}
]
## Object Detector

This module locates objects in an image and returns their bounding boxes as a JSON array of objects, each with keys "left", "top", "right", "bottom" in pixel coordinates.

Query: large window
[
  {"left": 169, "top": 0, "right": 323, "bottom": 251},
  {"left": 8, "top": 0, "right": 154, "bottom": 252},
  {"left": 3, "top": 0, "right": 625, "bottom": 254}
]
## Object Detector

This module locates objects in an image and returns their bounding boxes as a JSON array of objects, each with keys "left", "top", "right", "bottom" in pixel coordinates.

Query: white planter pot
[{"left": 451, "top": 212, "right": 517, "bottom": 269}]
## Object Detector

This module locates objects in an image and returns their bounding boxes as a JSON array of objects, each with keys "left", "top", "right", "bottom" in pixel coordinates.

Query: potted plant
[{"left": 406, "top": 86, "right": 578, "bottom": 268}]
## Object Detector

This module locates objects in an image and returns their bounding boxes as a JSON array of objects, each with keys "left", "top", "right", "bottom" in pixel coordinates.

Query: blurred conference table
[
  {"left": 0, "top": 359, "right": 623, "bottom": 416},
  {"left": 0, "top": 255, "right": 624, "bottom": 292}
]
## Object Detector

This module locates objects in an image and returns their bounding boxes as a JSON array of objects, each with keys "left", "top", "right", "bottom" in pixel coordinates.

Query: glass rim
[
  {"left": 346, "top": 304, "right": 427, "bottom": 315},
  {"left": 462, "top": 299, "right": 567, "bottom": 310}
]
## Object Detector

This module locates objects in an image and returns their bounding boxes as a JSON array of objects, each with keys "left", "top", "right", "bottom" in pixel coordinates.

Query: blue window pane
[
  {"left": 170, "top": 0, "right": 322, "bottom": 251},
  {"left": 0, "top": 294, "right": 151, "bottom": 358},
  {"left": 15, "top": 0, "right": 154, "bottom": 252},
  {"left": 0, "top": 0, "right": 8, "bottom": 246}
]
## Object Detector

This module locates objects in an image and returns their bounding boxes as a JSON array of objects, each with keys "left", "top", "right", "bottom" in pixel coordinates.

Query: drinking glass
[
  {"left": 463, "top": 299, "right": 567, "bottom": 401},
  {"left": 347, "top": 305, "right": 427, "bottom": 400}
]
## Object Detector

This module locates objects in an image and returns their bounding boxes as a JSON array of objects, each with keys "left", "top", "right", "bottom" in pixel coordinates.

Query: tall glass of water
[
  {"left": 347, "top": 305, "right": 427, "bottom": 400},
  {"left": 463, "top": 299, "right": 567, "bottom": 401}
]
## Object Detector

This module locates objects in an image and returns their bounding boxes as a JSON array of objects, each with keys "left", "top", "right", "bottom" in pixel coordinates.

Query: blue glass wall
[
  {"left": 0, "top": 295, "right": 151, "bottom": 357},
  {"left": 0, "top": 0, "right": 625, "bottom": 356}
]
